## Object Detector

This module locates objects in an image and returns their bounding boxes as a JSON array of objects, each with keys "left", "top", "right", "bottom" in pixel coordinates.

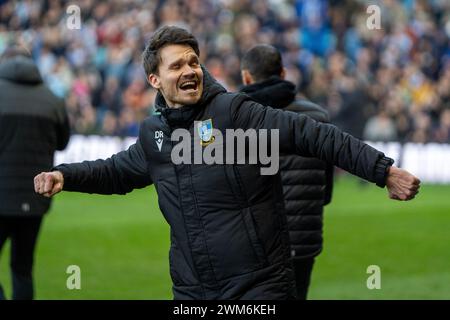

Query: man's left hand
[{"left": 386, "top": 166, "right": 421, "bottom": 201}]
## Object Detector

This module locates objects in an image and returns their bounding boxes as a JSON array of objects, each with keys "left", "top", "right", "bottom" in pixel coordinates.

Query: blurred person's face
[
  {"left": 328, "top": 52, "right": 345, "bottom": 77},
  {"left": 148, "top": 44, "right": 203, "bottom": 109},
  {"left": 441, "top": 109, "right": 450, "bottom": 127}
]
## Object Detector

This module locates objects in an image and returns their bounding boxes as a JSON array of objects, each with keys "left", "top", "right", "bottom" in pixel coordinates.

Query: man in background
[
  {"left": 240, "top": 44, "right": 333, "bottom": 299},
  {"left": 0, "top": 47, "right": 70, "bottom": 299}
]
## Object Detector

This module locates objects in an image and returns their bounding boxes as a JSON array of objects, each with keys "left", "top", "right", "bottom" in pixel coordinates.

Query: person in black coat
[
  {"left": 34, "top": 26, "right": 420, "bottom": 300},
  {"left": 0, "top": 47, "right": 70, "bottom": 300},
  {"left": 240, "top": 44, "right": 333, "bottom": 299}
]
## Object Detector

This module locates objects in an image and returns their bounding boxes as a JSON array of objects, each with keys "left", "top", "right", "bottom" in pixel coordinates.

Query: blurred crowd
[{"left": 1, "top": 0, "right": 450, "bottom": 142}]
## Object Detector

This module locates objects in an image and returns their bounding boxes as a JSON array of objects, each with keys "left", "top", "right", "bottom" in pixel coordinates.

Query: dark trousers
[
  {"left": 292, "top": 257, "right": 315, "bottom": 300},
  {"left": 0, "top": 215, "right": 43, "bottom": 300}
]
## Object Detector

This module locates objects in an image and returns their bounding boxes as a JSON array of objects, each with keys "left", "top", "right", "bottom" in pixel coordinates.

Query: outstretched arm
[
  {"left": 34, "top": 138, "right": 152, "bottom": 197},
  {"left": 231, "top": 95, "right": 420, "bottom": 201}
]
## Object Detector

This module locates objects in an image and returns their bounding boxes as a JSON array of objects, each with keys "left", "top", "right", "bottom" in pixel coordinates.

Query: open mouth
[{"left": 179, "top": 80, "right": 199, "bottom": 93}]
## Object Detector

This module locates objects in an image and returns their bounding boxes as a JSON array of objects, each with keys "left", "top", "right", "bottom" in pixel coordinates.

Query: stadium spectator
[
  {"left": 0, "top": 46, "right": 70, "bottom": 300},
  {"left": 240, "top": 44, "right": 334, "bottom": 299},
  {"left": 364, "top": 110, "right": 399, "bottom": 142}
]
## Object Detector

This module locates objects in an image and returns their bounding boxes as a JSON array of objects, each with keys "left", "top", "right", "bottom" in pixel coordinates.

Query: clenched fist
[
  {"left": 34, "top": 171, "right": 64, "bottom": 198},
  {"left": 386, "top": 166, "right": 421, "bottom": 201}
]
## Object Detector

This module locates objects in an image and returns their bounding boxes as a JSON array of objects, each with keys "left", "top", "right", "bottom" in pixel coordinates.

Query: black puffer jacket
[
  {"left": 0, "top": 56, "right": 70, "bottom": 216},
  {"left": 55, "top": 68, "right": 393, "bottom": 300},
  {"left": 241, "top": 77, "right": 333, "bottom": 259}
]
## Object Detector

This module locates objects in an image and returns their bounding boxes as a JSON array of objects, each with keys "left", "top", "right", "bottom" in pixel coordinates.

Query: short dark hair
[
  {"left": 241, "top": 44, "right": 283, "bottom": 82},
  {"left": 0, "top": 46, "right": 31, "bottom": 63},
  {"left": 142, "top": 26, "right": 200, "bottom": 76}
]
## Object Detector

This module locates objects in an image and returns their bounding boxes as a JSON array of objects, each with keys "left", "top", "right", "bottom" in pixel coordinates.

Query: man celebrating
[
  {"left": 240, "top": 44, "right": 333, "bottom": 299},
  {"left": 34, "top": 26, "right": 420, "bottom": 300}
]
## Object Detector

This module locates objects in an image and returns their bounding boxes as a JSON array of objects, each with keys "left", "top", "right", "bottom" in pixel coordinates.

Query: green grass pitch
[{"left": 1, "top": 175, "right": 449, "bottom": 299}]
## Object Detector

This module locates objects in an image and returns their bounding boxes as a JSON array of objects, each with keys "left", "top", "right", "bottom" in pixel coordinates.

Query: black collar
[{"left": 240, "top": 76, "right": 296, "bottom": 109}]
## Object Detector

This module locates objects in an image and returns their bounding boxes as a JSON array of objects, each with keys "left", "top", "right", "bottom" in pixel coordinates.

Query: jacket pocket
[
  {"left": 223, "top": 165, "right": 269, "bottom": 268},
  {"left": 240, "top": 206, "right": 269, "bottom": 267}
]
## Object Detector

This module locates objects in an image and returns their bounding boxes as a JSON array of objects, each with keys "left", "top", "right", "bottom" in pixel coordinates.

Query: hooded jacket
[
  {"left": 0, "top": 56, "right": 70, "bottom": 216},
  {"left": 241, "top": 77, "right": 333, "bottom": 259},
  {"left": 54, "top": 68, "right": 393, "bottom": 300}
]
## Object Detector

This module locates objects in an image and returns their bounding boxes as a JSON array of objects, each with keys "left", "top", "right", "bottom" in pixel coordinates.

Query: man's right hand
[{"left": 34, "top": 171, "right": 64, "bottom": 198}]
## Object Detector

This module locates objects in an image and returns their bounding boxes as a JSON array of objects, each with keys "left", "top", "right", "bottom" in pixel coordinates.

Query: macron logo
[{"left": 155, "top": 131, "right": 164, "bottom": 152}]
